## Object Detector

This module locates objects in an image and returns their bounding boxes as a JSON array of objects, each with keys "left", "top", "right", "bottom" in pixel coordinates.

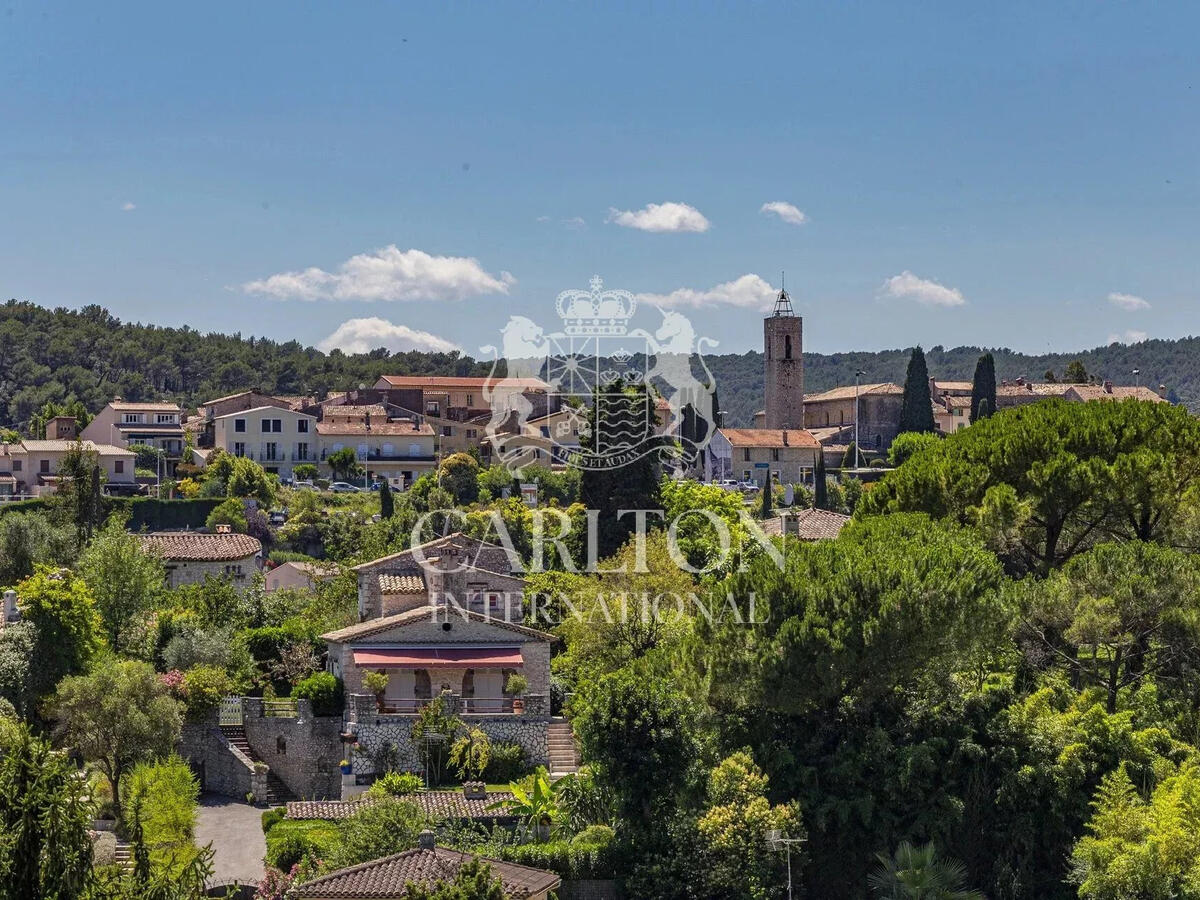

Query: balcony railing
[{"left": 347, "top": 692, "right": 548, "bottom": 722}]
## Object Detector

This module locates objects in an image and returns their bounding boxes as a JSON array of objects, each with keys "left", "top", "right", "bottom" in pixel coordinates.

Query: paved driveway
[{"left": 196, "top": 794, "right": 266, "bottom": 888}]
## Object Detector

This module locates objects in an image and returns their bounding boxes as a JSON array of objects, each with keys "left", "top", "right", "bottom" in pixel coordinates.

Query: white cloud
[
  {"left": 1107, "top": 329, "right": 1149, "bottom": 345},
  {"left": 880, "top": 270, "right": 966, "bottom": 308},
  {"left": 562, "top": 216, "right": 587, "bottom": 229},
  {"left": 536, "top": 215, "right": 551, "bottom": 222},
  {"left": 242, "top": 245, "right": 515, "bottom": 302},
  {"left": 121, "top": 202, "right": 136, "bottom": 211},
  {"left": 1108, "top": 292, "right": 1151, "bottom": 311},
  {"left": 759, "top": 201, "right": 808, "bottom": 225},
  {"left": 317, "top": 317, "right": 461, "bottom": 355},
  {"left": 606, "top": 202, "right": 711, "bottom": 233},
  {"left": 636, "top": 273, "right": 777, "bottom": 310}
]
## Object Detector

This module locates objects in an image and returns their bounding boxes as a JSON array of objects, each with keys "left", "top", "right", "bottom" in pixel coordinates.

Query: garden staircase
[
  {"left": 548, "top": 717, "right": 581, "bottom": 778},
  {"left": 218, "top": 724, "right": 295, "bottom": 805}
]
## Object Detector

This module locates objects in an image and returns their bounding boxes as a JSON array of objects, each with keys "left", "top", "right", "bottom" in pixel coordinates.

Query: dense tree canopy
[{"left": 860, "top": 399, "right": 1200, "bottom": 573}]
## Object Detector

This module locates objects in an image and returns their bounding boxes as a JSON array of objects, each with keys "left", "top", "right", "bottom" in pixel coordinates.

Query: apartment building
[
  {"left": 210, "top": 406, "right": 319, "bottom": 480},
  {"left": 80, "top": 399, "right": 185, "bottom": 463}
]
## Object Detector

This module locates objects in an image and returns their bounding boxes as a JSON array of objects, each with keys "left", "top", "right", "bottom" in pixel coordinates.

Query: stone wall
[
  {"left": 179, "top": 722, "right": 254, "bottom": 799},
  {"left": 164, "top": 557, "right": 257, "bottom": 592},
  {"left": 349, "top": 716, "right": 549, "bottom": 777},
  {"left": 242, "top": 698, "right": 343, "bottom": 800}
]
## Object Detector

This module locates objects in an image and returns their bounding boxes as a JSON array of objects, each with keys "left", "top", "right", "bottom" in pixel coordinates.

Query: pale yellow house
[
  {"left": 317, "top": 418, "right": 437, "bottom": 489},
  {"left": 209, "top": 405, "right": 318, "bottom": 480}
]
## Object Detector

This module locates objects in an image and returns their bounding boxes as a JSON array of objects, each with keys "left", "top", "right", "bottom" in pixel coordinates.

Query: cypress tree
[
  {"left": 971, "top": 353, "right": 997, "bottom": 421},
  {"left": 814, "top": 451, "right": 828, "bottom": 510},
  {"left": 379, "top": 479, "right": 395, "bottom": 519},
  {"left": 760, "top": 474, "right": 773, "bottom": 518},
  {"left": 841, "top": 442, "right": 859, "bottom": 469},
  {"left": 899, "top": 347, "right": 936, "bottom": 434}
]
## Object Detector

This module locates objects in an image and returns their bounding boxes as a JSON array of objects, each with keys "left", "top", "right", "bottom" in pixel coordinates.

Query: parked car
[
  {"left": 738, "top": 479, "right": 761, "bottom": 492},
  {"left": 268, "top": 509, "right": 287, "bottom": 526},
  {"left": 329, "top": 482, "right": 362, "bottom": 493},
  {"left": 292, "top": 480, "right": 316, "bottom": 491},
  {"left": 715, "top": 479, "right": 742, "bottom": 492}
]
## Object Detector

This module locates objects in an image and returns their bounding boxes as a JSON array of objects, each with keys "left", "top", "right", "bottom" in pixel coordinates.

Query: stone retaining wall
[
  {"left": 242, "top": 698, "right": 343, "bottom": 799},
  {"left": 349, "top": 716, "right": 548, "bottom": 777},
  {"left": 179, "top": 722, "right": 253, "bottom": 799}
]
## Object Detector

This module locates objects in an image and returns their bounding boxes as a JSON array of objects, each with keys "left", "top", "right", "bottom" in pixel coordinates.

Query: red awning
[{"left": 353, "top": 647, "right": 523, "bottom": 668}]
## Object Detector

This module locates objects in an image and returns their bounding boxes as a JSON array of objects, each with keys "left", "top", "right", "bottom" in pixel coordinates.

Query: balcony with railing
[{"left": 346, "top": 691, "right": 548, "bottom": 723}]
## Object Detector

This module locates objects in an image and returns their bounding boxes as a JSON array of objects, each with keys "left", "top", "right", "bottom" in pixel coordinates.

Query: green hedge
[
  {"left": 499, "top": 840, "right": 617, "bottom": 880},
  {"left": 0, "top": 498, "right": 51, "bottom": 518},
  {"left": 123, "top": 498, "right": 225, "bottom": 532}
]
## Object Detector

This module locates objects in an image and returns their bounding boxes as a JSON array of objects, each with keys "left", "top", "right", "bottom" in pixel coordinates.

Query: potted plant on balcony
[
  {"left": 506, "top": 673, "right": 528, "bottom": 714},
  {"left": 363, "top": 671, "right": 389, "bottom": 711},
  {"left": 340, "top": 758, "right": 352, "bottom": 775}
]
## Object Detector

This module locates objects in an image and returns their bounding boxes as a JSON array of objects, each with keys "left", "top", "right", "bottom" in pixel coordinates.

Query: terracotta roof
[
  {"left": 108, "top": 401, "right": 182, "bottom": 412},
  {"left": 18, "top": 440, "right": 132, "bottom": 456},
  {"left": 944, "top": 395, "right": 973, "bottom": 408},
  {"left": 324, "top": 405, "right": 390, "bottom": 419},
  {"left": 378, "top": 572, "right": 425, "bottom": 595},
  {"left": 719, "top": 428, "right": 821, "bottom": 449},
  {"left": 804, "top": 383, "right": 903, "bottom": 403},
  {"left": 292, "top": 845, "right": 560, "bottom": 899},
  {"left": 996, "top": 383, "right": 1071, "bottom": 398},
  {"left": 212, "top": 405, "right": 315, "bottom": 421},
  {"left": 137, "top": 532, "right": 262, "bottom": 562},
  {"left": 1067, "top": 385, "right": 1166, "bottom": 403},
  {"left": 317, "top": 421, "right": 434, "bottom": 437},
  {"left": 790, "top": 507, "right": 852, "bottom": 541},
  {"left": 377, "top": 375, "right": 549, "bottom": 391},
  {"left": 321, "top": 605, "right": 552, "bottom": 644},
  {"left": 288, "top": 791, "right": 516, "bottom": 822},
  {"left": 933, "top": 381, "right": 974, "bottom": 392}
]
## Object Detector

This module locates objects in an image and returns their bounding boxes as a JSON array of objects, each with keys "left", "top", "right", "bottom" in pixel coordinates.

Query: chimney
[
  {"left": 928, "top": 376, "right": 939, "bottom": 399},
  {"left": 462, "top": 782, "right": 487, "bottom": 800},
  {"left": 2, "top": 590, "right": 18, "bottom": 623},
  {"left": 418, "top": 830, "right": 436, "bottom": 851},
  {"left": 215, "top": 523, "right": 232, "bottom": 534},
  {"left": 1158, "top": 384, "right": 1168, "bottom": 399},
  {"left": 1104, "top": 380, "right": 1114, "bottom": 394},
  {"left": 1027, "top": 381, "right": 1034, "bottom": 392},
  {"left": 1015, "top": 377, "right": 1025, "bottom": 387},
  {"left": 366, "top": 411, "right": 371, "bottom": 431},
  {"left": 782, "top": 431, "right": 789, "bottom": 447}
]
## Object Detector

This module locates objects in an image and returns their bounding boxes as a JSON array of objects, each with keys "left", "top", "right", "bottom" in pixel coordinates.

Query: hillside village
[{"left": 3, "top": 290, "right": 1199, "bottom": 899}]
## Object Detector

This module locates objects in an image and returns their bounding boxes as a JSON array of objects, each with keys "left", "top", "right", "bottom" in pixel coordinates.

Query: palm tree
[
  {"left": 487, "top": 768, "right": 560, "bottom": 841},
  {"left": 868, "top": 842, "right": 984, "bottom": 900}
]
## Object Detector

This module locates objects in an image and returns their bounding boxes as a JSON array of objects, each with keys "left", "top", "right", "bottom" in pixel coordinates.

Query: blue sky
[{"left": 1, "top": 1, "right": 1196, "bottom": 359}]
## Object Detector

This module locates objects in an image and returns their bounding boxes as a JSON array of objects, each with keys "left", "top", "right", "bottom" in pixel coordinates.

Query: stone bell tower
[{"left": 763, "top": 285, "right": 804, "bottom": 429}]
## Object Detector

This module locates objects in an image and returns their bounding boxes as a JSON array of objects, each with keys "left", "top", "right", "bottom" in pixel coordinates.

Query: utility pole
[{"left": 1133, "top": 368, "right": 1141, "bottom": 390}]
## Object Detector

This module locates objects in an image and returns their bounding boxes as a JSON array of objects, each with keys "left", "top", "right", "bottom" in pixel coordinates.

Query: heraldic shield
[{"left": 481, "top": 276, "right": 719, "bottom": 474}]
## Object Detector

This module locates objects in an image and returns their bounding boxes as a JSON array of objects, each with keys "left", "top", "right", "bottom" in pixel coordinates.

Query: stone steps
[{"left": 547, "top": 718, "right": 581, "bottom": 778}]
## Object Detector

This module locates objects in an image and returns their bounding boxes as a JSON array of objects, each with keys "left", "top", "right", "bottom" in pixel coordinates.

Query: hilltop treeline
[
  {"left": 0, "top": 300, "right": 491, "bottom": 429},
  {"left": 1, "top": 298, "right": 1196, "bottom": 429}
]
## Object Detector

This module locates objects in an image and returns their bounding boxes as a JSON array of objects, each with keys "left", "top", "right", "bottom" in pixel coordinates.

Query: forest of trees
[{"left": 1, "top": 299, "right": 1196, "bottom": 431}]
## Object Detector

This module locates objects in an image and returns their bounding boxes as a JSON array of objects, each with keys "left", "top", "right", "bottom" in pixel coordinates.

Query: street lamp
[
  {"left": 767, "top": 829, "right": 806, "bottom": 900},
  {"left": 854, "top": 370, "right": 867, "bottom": 470},
  {"left": 1132, "top": 368, "right": 1141, "bottom": 390}
]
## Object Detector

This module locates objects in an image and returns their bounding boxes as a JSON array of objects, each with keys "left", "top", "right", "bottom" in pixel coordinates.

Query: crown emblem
[{"left": 555, "top": 275, "right": 637, "bottom": 336}]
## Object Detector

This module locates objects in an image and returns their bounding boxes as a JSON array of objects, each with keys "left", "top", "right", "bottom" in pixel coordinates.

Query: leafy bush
[
  {"left": 292, "top": 672, "right": 344, "bottom": 717},
  {"left": 261, "top": 807, "right": 286, "bottom": 834},
  {"left": 368, "top": 771, "right": 423, "bottom": 797},
  {"left": 328, "top": 798, "right": 426, "bottom": 869},
  {"left": 205, "top": 497, "right": 248, "bottom": 532},
  {"left": 571, "top": 824, "right": 616, "bottom": 848},
  {"left": 450, "top": 726, "right": 491, "bottom": 781},
  {"left": 362, "top": 671, "right": 390, "bottom": 696},
  {"left": 482, "top": 742, "right": 528, "bottom": 784},
  {"left": 181, "top": 665, "right": 231, "bottom": 723},
  {"left": 161, "top": 625, "right": 235, "bottom": 672},
  {"left": 124, "top": 755, "right": 199, "bottom": 848},
  {"left": 264, "top": 819, "right": 338, "bottom": 871}
]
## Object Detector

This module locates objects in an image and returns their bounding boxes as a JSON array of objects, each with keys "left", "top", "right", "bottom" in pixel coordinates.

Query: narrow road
[{"left": 195, "top": 794, "right": 266, "bottom": 889}]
